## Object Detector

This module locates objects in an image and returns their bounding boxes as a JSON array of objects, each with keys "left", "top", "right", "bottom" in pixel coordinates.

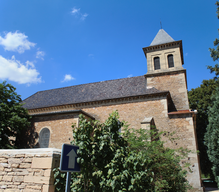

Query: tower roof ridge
[{"left": 150, "top": 29, "right": 175, "bottom": 46}]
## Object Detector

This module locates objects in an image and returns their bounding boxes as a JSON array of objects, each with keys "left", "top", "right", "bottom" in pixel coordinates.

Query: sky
[{"left": 0, "top": 0, "right": 218, "bottom": 100}]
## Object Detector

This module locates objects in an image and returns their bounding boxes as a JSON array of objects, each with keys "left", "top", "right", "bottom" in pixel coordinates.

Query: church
[{"left": 23, "top": 29, "right": 202, "bottom": 189}]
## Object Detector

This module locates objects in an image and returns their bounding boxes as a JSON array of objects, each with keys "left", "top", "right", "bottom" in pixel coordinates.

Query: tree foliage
[
  {"left": 188, "top": 2, "right": 219, "bottom": 178},
  {"left": 205, "top": 2, "right": 219, "bottom": 181},
  {"left": 208, "top": 1, "right": 219, "bottom": 79},
  {"left": 0, "top": 81, "right": 31, "bottom": 149},
  {"left": 188, "top": 79, "right": 219, "bottom": 177},
  {"left": 205, "top": 87, "right": 219, "bottom": 187},
  {"left": 54, "top": 111, "right": 191, "bottom": 192}
]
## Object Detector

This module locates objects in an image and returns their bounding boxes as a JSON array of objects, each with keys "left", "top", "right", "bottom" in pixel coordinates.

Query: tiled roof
[
  {"left": 150, "top": 29, "right": 175, "bottom": 46},
  {"left": 22, "top": 76, "right": 167, "bottom": 110}
]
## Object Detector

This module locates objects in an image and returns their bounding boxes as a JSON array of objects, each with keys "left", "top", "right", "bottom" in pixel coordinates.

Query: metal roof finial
[{"left": 160, "top": 20, "right": 162, "bottom": 29}]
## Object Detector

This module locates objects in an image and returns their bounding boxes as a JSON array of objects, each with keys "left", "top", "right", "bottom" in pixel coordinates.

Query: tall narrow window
[
  {"left": 168, "top": 54, "right": 174, "bottom": 68},
  {"left": 154, "top": 57, "right": 160, "bottom": 70},
  {"left": 39, "top": 128, "right": 50, "bottom": 148}
]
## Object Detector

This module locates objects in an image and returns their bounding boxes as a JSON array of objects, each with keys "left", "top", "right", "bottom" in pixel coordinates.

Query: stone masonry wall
[
  {"left": 146, "top": 71, "right": 189, "bottom": 110},
  {"left": 33, "top": 114, "right": 78, "bottom": 149},
  {"left": 28, "top": 93, "right": 201, "bottom": 188},
  {"left": 0, "top": 148, "right": 61, "bottom": 192}
]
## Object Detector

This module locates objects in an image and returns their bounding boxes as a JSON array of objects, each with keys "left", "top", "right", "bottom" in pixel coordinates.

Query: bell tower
[
  {"left": 143, "top": 29, "right": 189, "bottom": 111},
  {"left": 143, "top": 29, "right": 184, "bottom": 74}
]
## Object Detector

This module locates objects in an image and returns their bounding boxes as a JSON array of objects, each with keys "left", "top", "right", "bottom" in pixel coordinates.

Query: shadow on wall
[{"left": 15, "top": 121, "right": 39, "bottom": 148}]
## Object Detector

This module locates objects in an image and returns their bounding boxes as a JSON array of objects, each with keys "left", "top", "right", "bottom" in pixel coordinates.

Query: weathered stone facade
[
  {"left": 0, "top": 148, "right": 61, "bottom": 192},
  {"left": 21, "top": 29, "right": 203, "bottom": 190},
  {"left": 32, "top": 111, "right": 93, "bottom": 149}
]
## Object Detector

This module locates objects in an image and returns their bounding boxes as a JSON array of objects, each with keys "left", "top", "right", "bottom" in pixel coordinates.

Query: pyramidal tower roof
[{"left": 150, "top": 29, "right": 175, "bottom": 46}]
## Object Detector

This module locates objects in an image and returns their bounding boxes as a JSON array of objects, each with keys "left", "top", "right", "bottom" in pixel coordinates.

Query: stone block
[
  {"left": 15, "top": 169, "right": 29, "bottom": 176},
  {"left": 2, "top": 175, "right": 12, "bottom": 182},
  {"left": 28, "top": 172, "right": 34, "bottom": 176},
  {"left": 0, "top": 163, "right": 8, "bottom": 168},
  {"left": 13, "top": 176, "right": 24, "bottom": 182},
  {"left": 23, "top": 158, "right": 32, "bottom": 163},
  {"left": 34, "top": 170, "right": 44, "bottom": 176},
  {"left": 13, "top": 182, "right": 21, "bottom": 185},
  {"left": 24, "top": 176, "right": 51, "bottom": 184},
  {"left": 15, "top": 154, "right": 25, "bottom": 158},
  {"left": 18, "top": 184, "right": 26, "bottom": 189},
  {"left": 7, "top": 172, "right": 15, "bottom": 176},
  {"left": 0, "top": 158, "right": 7, "bottom": 163},
  {"left": 0, "top": 181, "right": 7, "bottom": 186},
  {"left": 19, "top": 163, "right": 31, "bottom": 168},
  {"left": 8, "top": 158, "right": 23, "bottom": 164},
  {"left": 44, "top": 170, "right": 51, "bottom": 177},
  {"left": 25, "top": 154, "right": 34, "bottom": 158},
  {"left": 31, "top": 157, "right": 53, "bottom": 169},
  {"left": 11, "top": 164, "right": 19, "bottom": 168},
  {"left": 26, "top": 185, "right": 42, "bottom": 190},
  {"left": 5, "top": 168, "right": 12, "bottom": 172}
]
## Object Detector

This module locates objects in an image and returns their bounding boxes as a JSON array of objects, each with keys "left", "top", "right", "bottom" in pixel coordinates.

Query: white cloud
[
  {"left": 36, "top": 50, "right": 45, "bottom": 60},
  {"left": 25, "top": 60, "right": 35, "bottom": 68},
  {"left": 71, "top": 7, "right": 88, "bottom": 20},
  {"left": 127, "top": 74, "right": 133, "bottom": 78},
  {"left": 0, "top": 55, "right": 42, "bottom": 84},
  {"left": 71, "top": 7, "right": 80, "bottom": 14},
  {"left": 88, "top": 54, "right": 94, "bottom": 57},
  {"left": 0, "top": 31, "right": 36, "bottom": 53},
  {"left": 81, "top": 13, "right": 88, "bottom": 21},
  {"left": 61, "top": 74, "right": 75, "bottom": 82}
]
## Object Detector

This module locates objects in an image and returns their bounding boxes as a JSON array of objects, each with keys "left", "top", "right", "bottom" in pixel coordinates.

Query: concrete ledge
[{"left": 0, "top": 148, "right": 61, "bottom": 155}]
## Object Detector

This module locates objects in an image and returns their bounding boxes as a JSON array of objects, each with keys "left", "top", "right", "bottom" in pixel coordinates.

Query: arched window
[
  {"left": 154, "top": 57, "right": 160, "bottom": 70},
  {"left": 168, "top": 54, "right": 174, "bottom": 68},
  {"left": 39, "top": 128, "right": 50, "bottom": 148}
]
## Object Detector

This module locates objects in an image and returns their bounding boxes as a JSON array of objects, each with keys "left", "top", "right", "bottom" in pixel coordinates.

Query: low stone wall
[{"left": 0, "top": 148, "right": 61, "bottom": 192}]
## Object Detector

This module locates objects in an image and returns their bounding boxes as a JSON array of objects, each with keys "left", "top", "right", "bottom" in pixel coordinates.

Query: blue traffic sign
[{"left": 60, "top": 144, "right": 80, "bottom": 172}]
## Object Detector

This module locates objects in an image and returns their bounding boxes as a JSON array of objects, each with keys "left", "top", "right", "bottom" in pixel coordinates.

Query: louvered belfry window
[
  {"left": 168, "top": 54, "right": 174, "bottom": 68},
  {"left": 154, "top": 57, "right": 160, "bottom": 70}
]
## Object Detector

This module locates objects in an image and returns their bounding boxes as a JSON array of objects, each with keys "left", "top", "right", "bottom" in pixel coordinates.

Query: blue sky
[{"left": 0, "top": 0, "right": 218, "bottom": 100}]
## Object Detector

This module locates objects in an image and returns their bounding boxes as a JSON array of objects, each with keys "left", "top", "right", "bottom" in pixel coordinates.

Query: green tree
[
  {"left": 204, "top": 87, "right": 219, "bottom": 187},
  {"left": 188, "top": 79, "right": 219, "bottom": 177},
  {"left": 54, "top": 112, "right": 191, "bottom": 192},
  {"left": 0, "top": 81, "right": 31, "bottom": 148},
  {"left": 208, "top": 1, "right": 219, "bottom": 79},
  {"left": 188, "top": 2, "right": 219, "bottom": 178},
  {"left": 197, "top": 1, "right": 219, "bottom": 181}
]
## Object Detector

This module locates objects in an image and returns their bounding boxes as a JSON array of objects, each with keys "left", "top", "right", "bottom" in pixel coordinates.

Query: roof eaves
[{"left": 31, "top": 109, "right": 95, "bottom": 120}]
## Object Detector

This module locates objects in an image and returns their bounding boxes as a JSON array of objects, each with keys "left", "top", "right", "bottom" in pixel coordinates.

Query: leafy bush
[{"left": 54, "top": 111, "right": 191, "bottom": 192}]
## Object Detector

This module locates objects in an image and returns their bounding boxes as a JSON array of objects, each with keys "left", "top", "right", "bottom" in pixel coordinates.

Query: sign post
[{"left": 60, "top": 144, "right": 80, "bottom": 192}]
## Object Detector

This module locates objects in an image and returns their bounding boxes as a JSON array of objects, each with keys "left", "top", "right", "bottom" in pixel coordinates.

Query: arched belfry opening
[
  {"left": 154, "top": 57, "right": 160, "bottom": 70},
  {"left": 168, "top": 54, "right": 174, "bottom": 68}
]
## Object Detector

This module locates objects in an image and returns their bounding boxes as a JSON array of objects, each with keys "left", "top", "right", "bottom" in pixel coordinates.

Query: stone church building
[{"left": 23, "top": 29, "right": 202, "bottom": 189}]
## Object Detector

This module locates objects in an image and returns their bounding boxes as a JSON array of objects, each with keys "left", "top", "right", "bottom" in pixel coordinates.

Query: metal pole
[{"left": 65, "top": 172, "right": 71, "bottom": 192}]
